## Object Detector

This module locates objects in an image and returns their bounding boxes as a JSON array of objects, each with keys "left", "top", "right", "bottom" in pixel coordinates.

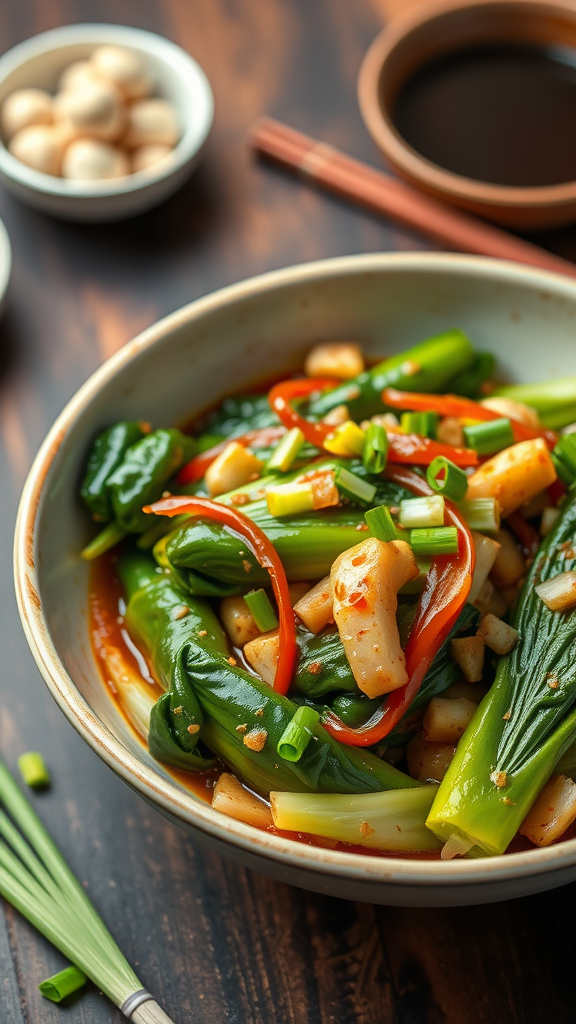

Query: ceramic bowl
[
  {"left": 0, "top": 216, "right": 12, "bottom": 317},
  {"left": 0, "top": 24, "right": 214, "bottom": 222},
  {"left": 358, "top": 0, "right": 576, "bottom": 229},
  {"left": 14, "top": 252, "right": 576, "bottom": 907}
]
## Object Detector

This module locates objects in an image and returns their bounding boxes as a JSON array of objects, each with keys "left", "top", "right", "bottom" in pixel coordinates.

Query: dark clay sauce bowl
[{"left": 358, "top": 0, "right": 576, "bottom": 229}]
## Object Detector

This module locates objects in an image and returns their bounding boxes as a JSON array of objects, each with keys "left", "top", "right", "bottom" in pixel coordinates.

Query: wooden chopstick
[{"left": 249, "top": 117, "right": 576, "bottom": 281}]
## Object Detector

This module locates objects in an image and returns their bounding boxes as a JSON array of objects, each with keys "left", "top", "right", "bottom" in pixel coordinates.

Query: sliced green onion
[
  {"left": 335, "top": 466, "right": 377, "bottom": 506},
  {"left": 365, "top": 504, "right": 399, "bottom": 542},
  {"left": 362, "top": 422, "right": 388, "bottom": 474},
  {"left": 18, "top": 753, "right": 50, "bottom": 790},
  {"left": 458, "top": 498, "right": 501, "bottom": 534},
  {"left": 424, "top": 458, "right": 469, "bottom": 501},
  {"left": 398, "top": 495, "right": 444, "bottom": 529},
  {"left": 80, "top": 522, "right": 127, "bottom": 561},
  {"left": 552, "top": 434, "right": 576, "bottom": 484},
  {"left": 266, "top": 427, "right": 304, "bottom": 472},
  {"left": 266, "top": 481, "right": 314, "bottom": 517},
  {"left": 426, "top": 456, "right": 469, "bottom": 501},
  {"left": 552, "top": 452, "right": 574, "bottom": 486},
  {"left": 400, "top": 411, "right": 438, "bottom": 437},
  {"left": 323, "top": 420, "right": 366, "bottom": 457},
  {"left": 410, "top": 526, "right": 459, "bottom": 556},
  {"left": 244, "top": 589, "right": 279, "bottom": 632},
  {"left": 277, "top": 706, "right": 320, "bottom": 762},
  {"left": 39, "top": 965, "right": 88, "bottom": 1003},
  {"left": 462, "top": 417, "right": 514, "bottom": 456}
]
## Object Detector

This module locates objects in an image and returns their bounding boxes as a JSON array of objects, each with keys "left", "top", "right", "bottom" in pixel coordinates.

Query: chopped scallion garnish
[
  {"left": 335, "top": 466, "right": 377, "bottom": 506},
  {"left": 463, "top": 417, "right": 514, "bottom": 456},
  {"left": 426, "top": 456, "right": 469, "bottom": 501},
  {"left": 365, "top": 504, "right": 399, "bottom": 542},
  {"left": 277, "top": 706, "right": 320, "bottom": 762},
  {"left": 244, "top": 589, "right": 279, "bottom": 632},
  {"left": 39, "top": 966, "right": 88, "bottom": 1003},
  {"left": 266, "top": 427, "right": 305, "bottom": 472},
  {"left": 398, "top": 495, "right": 445, "bottom": 529},
  {"left": 410, "top": 526, "right": 459, "bottom": 556},
  {"left": 552, "top": 434, "right": 576, "bottom": 484},
  {"left": 18, "top": 752, "right": 50, "bottom": 789},
  {"left": 458, "top": 497, "right": 500, "bottom": 534},
  {"left": 362, "top": 422, "right": 388, "bottom": 474},
  {"left": 400, "top": 411, "right": 438, "bottom": 438}
]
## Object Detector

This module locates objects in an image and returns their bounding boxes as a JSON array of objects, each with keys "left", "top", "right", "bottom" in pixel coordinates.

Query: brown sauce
[{"left": 391, "top": 44, "right": 576, "bottom": 187}]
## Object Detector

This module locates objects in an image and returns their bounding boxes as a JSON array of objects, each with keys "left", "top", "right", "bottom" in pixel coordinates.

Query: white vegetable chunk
[
  {"left": 205, "top": 442, "right": 262, "bottom": 498},
  {"left": 406, "top": 734, "right": 456, "bottom": 784},
  {"left": 330, "top": 538, "right": 418, "bottom": 698},
  {"left": 480, "top": 396, "right": 539, "bottom": 427},
  {"left": 304, "top": 342, "right": 364, "bottom": 380},
  {"left": 450, "top": 635, "right": 485, "bottom": 683},
  {"left": 422, "top": 697, "right": 477, "bottom": 744},
  {"left": 489, "top": 528, "right": 525, "bottom": 589},
  {"left": 212, "top": 773, "right": 273, "bottom": 829},
  {"left": 244, "top": 630, "right": 279, "bottom": 686},
  {"left": 477, "top": 613, "right": 519, "bottom": 655},
  {"left": 535, "top": 570, "right": 576, "bottom": 611},
  {"left": 293, "top": 575, "right": 333, "bottom": 634},
  {"left": 468, "top": 531, "right": 501, "bottom": 604},
  {"left": 2, "top": 88, "right": 53, "bottom": 138},
  {"left": 220, "top": 596, "right": 261, "bottom": 648},
  {"left": 519, "top": 775, "right": 576, "bottom": 846}
]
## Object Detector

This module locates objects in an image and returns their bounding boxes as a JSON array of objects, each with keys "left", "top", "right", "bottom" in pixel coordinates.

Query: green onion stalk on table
[{"left": 0, "top": 759, "right": 177, "bottom": 1022}]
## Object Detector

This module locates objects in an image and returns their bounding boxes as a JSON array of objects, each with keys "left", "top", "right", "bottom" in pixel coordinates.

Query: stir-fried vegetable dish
[{"left": 81, "top": 330, "right": 576, "bottom": 859}]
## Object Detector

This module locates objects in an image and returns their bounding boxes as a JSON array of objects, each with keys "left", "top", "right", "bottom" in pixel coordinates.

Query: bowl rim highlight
[{"left": 14, "top": 252, "right": 576, "bottom": 896}]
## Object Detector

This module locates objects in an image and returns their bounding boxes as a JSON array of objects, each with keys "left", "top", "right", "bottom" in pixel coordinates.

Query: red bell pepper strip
[
  {"left": 142, "top": 495, "right": 297, "bottom": 696},
  {"left": 548, "top": 478, "right": 566, "bottom": 506},
  {"left": 507, "top": 511, "right": 540, "bottom": 561},
  {"left": 322, "top": 465, "right": 475, "bottom": 747},
  {"left": 269, "top": 379, "right": 478, "bottom": 466},
  {"left": 176, "top": 426, "right": 287, "bottom": 486},
  {"left": 382, "top": 388, "right": 558, "bottom": 448}
]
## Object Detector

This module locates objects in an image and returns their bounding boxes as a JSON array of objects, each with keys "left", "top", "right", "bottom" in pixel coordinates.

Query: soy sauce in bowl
[{"left": 392, "top": 43, "right": 576, "bottom": 188}]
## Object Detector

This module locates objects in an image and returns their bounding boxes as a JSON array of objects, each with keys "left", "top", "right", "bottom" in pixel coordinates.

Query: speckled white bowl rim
[
  {"left": 0, "top": 23, "right": 214, "bottom": 198},
  {"left": 14, "top": 252, "right": 576, "bottom": 895}
]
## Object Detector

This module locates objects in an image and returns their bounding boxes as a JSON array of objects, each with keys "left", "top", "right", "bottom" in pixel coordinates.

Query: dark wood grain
[{"left": 0, "top": 2, "right": 574, "bottom": 1022}]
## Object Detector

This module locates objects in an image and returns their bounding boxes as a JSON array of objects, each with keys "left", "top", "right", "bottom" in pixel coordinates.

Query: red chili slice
[
  {"left": 143, "top": 495, "right": 297, "bottom": 696},
  {"left": 382, "top": 388, "right": 558, "bottom": 448}
]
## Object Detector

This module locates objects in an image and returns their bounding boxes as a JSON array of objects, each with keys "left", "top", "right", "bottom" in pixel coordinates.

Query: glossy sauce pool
[{"left": 391, "top": 43, "right": 576, "bottom": 188}]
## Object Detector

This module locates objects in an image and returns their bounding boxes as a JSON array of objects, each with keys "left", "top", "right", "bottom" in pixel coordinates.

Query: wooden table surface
[{"left": 0, "top": 2, "right": 575, "bottom": 1022}]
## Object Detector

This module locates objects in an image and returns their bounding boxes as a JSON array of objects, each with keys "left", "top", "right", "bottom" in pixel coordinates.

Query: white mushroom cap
[
  {"left": 131, "top": 142, "right": 173, "bottom": 173},
  {"left": 56, "top": 80, "right": 126, "bottom": 142},
  {"left": 124, "top": 99, "right": 180, "bottom": 149},
  {"left": 90, "top": 45, "right": 150, "bottom": 100},
  {"left": 8, "top": 124, "right": 69, "bottom": 175},
  {"left": 61, "top": 138, "right": 129, "bottom": 180},
  {"left": 2, "top": 88, "right": 53, "bottom": 139},
  {"left": 58, "top": 60, "right": 98, "bottom": 94}
]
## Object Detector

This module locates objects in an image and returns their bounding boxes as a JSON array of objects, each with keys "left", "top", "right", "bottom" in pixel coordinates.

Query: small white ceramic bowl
[
  {"left": 14, "top": 253, "right": 576, "bottom": 906},
  {"left": 0, "top": 24, "right": 214, "bottom": 221}
]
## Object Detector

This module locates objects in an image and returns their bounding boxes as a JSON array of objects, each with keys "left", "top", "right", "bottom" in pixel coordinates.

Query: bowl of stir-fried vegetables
[{"left": 15, "top": 252, "right": 576, "bottom": 905}]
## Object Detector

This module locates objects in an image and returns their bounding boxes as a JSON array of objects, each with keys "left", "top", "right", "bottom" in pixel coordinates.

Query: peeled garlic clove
[
  {"left": 124, "top": 99, "right": 179, "bottom": 148},
  {"left": 90, "top": 44, "right": 150, "bottom": 100},
  {"left": 2, "top": 88, "right": 53, "bottom": 139},
  {"left": 56, "top": 80, "right": 126, "bottom": 141},
  {"left": 58, "top": 59, "right": 98, "bottom": 93},
  {"left": 9, "top": 124, "right": 68, "bottom": 175},
  {"left": 61, "top": 138, "right": 129, "bottom": 180},
  {"left": 131, "top": 142, "right": 173, "bottom": 173}
]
